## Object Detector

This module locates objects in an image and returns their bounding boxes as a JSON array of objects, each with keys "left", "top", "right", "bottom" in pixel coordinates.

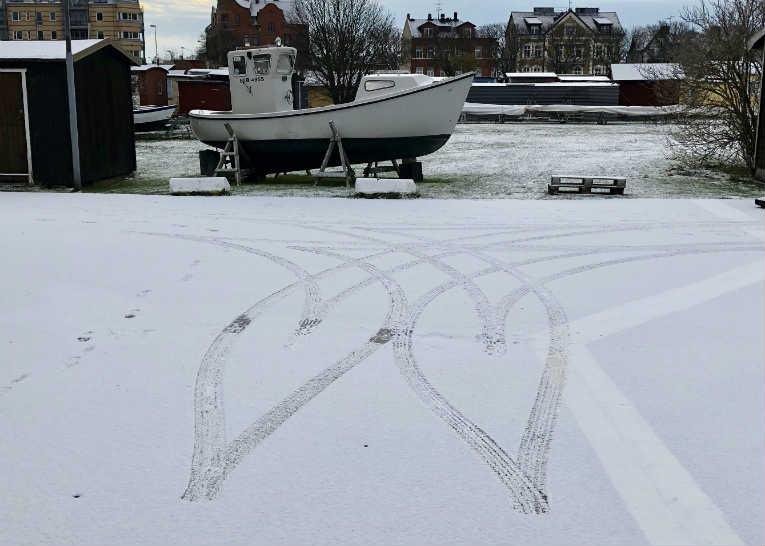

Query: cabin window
[
  {"left": 231, "top": 55, "right": 247, "bottom": 75},
  {"left": 252, "top": 54, "right": 271, "bottom": 75},
  {"left": 276, "top": 53, "right": 294, "bottom": 74},
  {"left": 364, "top": 79, "right": 395, "bottom": 92}
]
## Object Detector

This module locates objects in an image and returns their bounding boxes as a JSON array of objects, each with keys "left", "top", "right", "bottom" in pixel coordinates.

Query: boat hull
[
  {"left": 190, "top": 73, "right": 473, "bottom": 175},
  {"left": 133, "top": 105, "right": 176, "bottom": 131}
]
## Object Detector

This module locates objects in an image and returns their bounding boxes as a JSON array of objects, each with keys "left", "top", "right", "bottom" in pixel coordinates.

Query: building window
[
  {"left": 523, "top": 44, "right": 532, "bottom": 58},
  {"left": 594, "top": 65, "right": 605, "bottom": 75},
  {"left": 531, "top": 65, "right": 542, "bottom": 72},
  {"left": 158, "top": 80, "right": 163, "bottom": 95},
  {"left": 564, "top": 23, "right": 576, "bottom": 37},
  {"left": 12, "top": 11, "right": 19, "bottom": 21},
  {"left": 96, "top": 12, "right": 103, "bottom": 21},
  {"left": 534, "top": 44, "right": 543, "bottom": 58},
  {"left": 51, "top": 31, "right": 57, "bottom": 39},
  {"left": 423, "top": 27, "right": 434, "bottom": 38},
  {"left": 37, "top": 30, "right": 43, "bottom": 40},
  {"left": 26, "top": 31, "right": 31, "bottom": 40},
  {"left": 462, "top": 28, "right": 472, "bottom": 38},
  {"left": 427, "top": 67, "right": 434, "bottom": 77},
  {"left": 427, "top": 47, "right": 434, "bottom": 59},
  {"left": 520, "top": 65, "right": 530, "bottom": 72},
  {"left": 573, "top": 66, "right": 583, "bottom": 75},
  {"left": 49, "top": 11, "right": 56, "bottom": 21},
  {"left": 415, "top": 46, "right": 423, "bottom": 59},
  {"left": 234, "top": 14, "right": 240, "bottom": 25},
  {"left": 98, "top": 31, "right": 104, "bottom": 39},
  {"left": 557, "top": 45, "right": 565, "bottom": 58},
  {"left": 415, "top": 66, "right": 423, "bottom": 74},
  {"left": 529, "top": 24, "right": 541, "bottom": 35},
  {"left": 574, "top": 47, "right": 583, "bottom": 58},
  {"left": 36, "top": 12, "right": 42, "bottom": 24},
  {"left": 243, "top": 34, "right": 250, "bottom": 46},
  {"left": 13, "top": 30, "right": 22, "bottom": 40},
  {"left": 474, "top": 46, "right": 481, "bottom": 58},
  {"left": 267, "top": 22, "right": 275, "bottom": 33},
  {"left": 26, "top": 11, "right": 31, "bottom": 21}
]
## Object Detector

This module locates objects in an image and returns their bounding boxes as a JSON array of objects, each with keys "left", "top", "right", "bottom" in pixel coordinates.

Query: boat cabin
[{"left": 228, "top": 46, "right": 297, "bottom": 114}]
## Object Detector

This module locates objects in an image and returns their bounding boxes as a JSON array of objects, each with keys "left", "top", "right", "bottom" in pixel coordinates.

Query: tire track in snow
[{"left": 192, "top": 246, "right": 408, "bottom": 500}]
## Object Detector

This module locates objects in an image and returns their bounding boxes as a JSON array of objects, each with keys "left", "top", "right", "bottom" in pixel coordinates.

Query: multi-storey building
[
  {"left": 403, "top": 12, "right": 496, "bottom": 77},
  {"left": 0, "top": 0, "right": 8, "bottom": 40},
  {"left": 2, "top": 0, "right": 144, "bottom": 62},
  {"left": 205, "top": 0, "right": 308, "bottom": 68},
  {"left": 506, "top": 7, "right": 623, "bottom": 76}
]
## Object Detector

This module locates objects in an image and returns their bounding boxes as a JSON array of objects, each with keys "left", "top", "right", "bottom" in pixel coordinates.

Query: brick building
[
  {"left": 506, "top": 7, "right": 623, "bottom": 76},
  {"left": 402, "top": 12, "right": 496, "bottom": 77},
  {"left": 205, "top": 0, "right": 307, "bottom": 68},
  {"left": 2, "top": 0, "right": 145, "bottom": 61}
]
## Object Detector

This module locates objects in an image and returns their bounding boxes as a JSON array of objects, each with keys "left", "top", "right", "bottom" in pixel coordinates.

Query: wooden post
[{"left": 62, "top": 0, "right": 81, "bottom": 191}]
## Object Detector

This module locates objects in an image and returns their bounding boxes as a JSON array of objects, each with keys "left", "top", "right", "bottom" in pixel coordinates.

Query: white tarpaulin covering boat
[
  {"left": 462, "top": 102, "right": 685, "bottom": 117},
  {"left": 190, "top": 45, "right": 474, "bottom": 175}
]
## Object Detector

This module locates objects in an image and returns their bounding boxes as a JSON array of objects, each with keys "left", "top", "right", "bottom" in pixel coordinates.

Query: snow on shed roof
[
  {"left": 610, "top": 63, "right": 682, "bottom": 81},
  {"left": 132, "top": 64, "right": 173, "bottom": 72},
  {"left": 0, "top": 39, "right": 138, "bottom": 64}
]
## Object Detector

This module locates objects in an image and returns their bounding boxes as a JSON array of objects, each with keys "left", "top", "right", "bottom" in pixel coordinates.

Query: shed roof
[
  {"left": 610, "top": 63, "right": 681, "bottom": 81},
  {"left": 0, "top": 39, "right": 138, "bottom": 65},
  {"left": 132, "top": 64, "right": 173, "bottom": 72}
]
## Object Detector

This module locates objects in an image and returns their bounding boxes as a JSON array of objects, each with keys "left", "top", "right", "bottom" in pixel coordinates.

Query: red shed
[
  {"left": 131, "top": 65, "right": 170, "bottom": 106},
  {"left": 177, "top": 78, "right": 231, "bottom": 115}
]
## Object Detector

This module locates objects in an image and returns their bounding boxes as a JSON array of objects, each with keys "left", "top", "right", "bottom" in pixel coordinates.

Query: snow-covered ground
[
  {"left": 0, "top": 194, "right": 763, "bottom": 545},
  {"left": 130, "top": 124, "right": 763, "bottom": 198}
]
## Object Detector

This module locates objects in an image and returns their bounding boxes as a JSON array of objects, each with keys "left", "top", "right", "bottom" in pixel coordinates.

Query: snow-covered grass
[
  {"left": 94, "top": 123, "right": 764, "bottom": 198},
  {"left": 1, "top": 194, "right": 762, "bottom": 545}
]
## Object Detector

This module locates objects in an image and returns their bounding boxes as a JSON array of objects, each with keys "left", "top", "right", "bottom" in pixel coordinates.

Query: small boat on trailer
[
  {"left": 133, "top": 104, "right": 176, "bottom": 131},
  {"left": 189, "top": 44, "right": 473, "bottom": 176}
]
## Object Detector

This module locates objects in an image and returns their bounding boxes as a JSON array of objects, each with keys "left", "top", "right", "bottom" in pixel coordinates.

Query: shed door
[{"left": 0, "top": 72, "right": 29, "bottom": 175}]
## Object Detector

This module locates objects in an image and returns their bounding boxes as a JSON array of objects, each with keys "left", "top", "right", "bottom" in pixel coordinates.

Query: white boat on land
[
  {"left": 133, "top": 104, "right": 176, "bottom": 131},
  {"left": 189, "top": 45, "right": 473, "bottom": 175}
]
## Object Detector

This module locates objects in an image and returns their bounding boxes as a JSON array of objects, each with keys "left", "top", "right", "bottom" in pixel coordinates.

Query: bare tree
[
  {"left": 205, "top": 29, "right": 238, "bottom": 68},
  {"left": 292, "top": 0, "right": 401, "bottom": 104},
  {"left": 478, "top": 23, "right": 513, "bottom": 78},
  {"left": 668, "top": 0, "right": 764, "bottom": 169}
]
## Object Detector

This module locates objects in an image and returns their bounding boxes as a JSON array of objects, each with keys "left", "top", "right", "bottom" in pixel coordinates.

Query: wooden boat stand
[
  {"left": 363, "top": 159, "right": 400, "bottom": 177},
  {"left": 215, "top": 123, "right": 254, "bottom": 185},
  {"left": 315, "top": 120, "right": 355, "bottom": 194}
]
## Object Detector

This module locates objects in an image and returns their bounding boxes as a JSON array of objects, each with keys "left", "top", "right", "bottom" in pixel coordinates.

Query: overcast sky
[{"left": 141, "top": 0, "right": 692, "bottom": 61}]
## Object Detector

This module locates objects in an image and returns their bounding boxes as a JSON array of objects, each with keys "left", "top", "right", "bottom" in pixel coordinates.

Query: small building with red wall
[
  {"left": 610, "top": 63, "right": 681, "bottom": 106},
  {"left": 176, "top": 72, "right": 232, "bottom": 115},
  {"left": 131, "top": 65, "right": 169, "bottom": 106}
]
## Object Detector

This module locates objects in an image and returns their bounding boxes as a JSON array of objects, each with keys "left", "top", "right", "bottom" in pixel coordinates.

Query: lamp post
[{"left": 149, "top": 24, "right": 158, "bottom": 64}]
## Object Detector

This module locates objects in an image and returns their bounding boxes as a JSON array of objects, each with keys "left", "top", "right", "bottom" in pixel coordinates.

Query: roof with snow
[
  {"left": 0, "top": 39, "right": 138, "bottom": 65},
  {"left": 404, "top": 15, "right": 475, "bottom": 38},
  {"left": 610, "top": 63, "right": 682, "bottom": 81},
  {"left": 508, "top": 8, "right": 622, "bottom": 35},
  {"left": 132, "top": 64, "right": 174, "bottom": 72},
  {"left": 231, "top": 0, "right": 295, "bottom": 18}
]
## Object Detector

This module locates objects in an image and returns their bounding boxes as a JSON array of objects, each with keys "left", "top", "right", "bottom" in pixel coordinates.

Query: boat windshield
[
  {"left": 276, "top": 54, "right": 294, "bottom": 74},
  {"left": 252, "top": 54, "right": 271, "bottom": 75}
]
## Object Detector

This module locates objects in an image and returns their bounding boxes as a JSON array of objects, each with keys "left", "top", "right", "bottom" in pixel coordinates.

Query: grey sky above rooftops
[{"left": 142, "top": 0, "right": 690, "bottom": 63}]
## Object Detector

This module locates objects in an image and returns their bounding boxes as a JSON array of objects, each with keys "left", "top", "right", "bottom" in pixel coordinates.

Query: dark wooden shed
[
  {"left": 750, "top": 29, "right": 764, "bottom": 181},
  {"left": 610, "top": 63, "right": 682, "bottom": 106},
  {"left": 0, "top": 39, "right": 137, "bottom": 187}
]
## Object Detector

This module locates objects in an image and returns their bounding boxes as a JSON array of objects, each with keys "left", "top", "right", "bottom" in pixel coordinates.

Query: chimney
[
  {"left": 427, "top": 13, "right": 432, "bottom": 20},
  {"left": 453, "top": 11, "right": 458, "bottom": 21},
  {"left": 406, "top": 13, "right": 410, "bottom": 20},
  {"left": 440, "top": 13, "right": 445, "bottom": 22}
]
